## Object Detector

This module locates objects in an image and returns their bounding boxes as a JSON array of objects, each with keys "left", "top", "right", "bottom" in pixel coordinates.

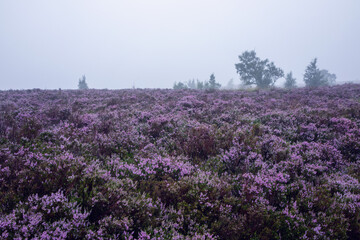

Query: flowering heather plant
[
  {"left": 0, "top": 190, "right": 90, "bottom": 239},
  {"left": 1, "top": 84, "right": 360, "bottom": 239}
]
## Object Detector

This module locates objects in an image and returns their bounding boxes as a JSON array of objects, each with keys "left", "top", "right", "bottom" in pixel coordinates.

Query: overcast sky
[{"left": 0, "top": 0, "right": 359, "bottom": 90}]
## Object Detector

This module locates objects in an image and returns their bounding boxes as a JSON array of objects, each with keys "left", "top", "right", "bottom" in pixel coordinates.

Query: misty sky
[{"left": 0, "top": 0, "right": 359, "bottom": 90}]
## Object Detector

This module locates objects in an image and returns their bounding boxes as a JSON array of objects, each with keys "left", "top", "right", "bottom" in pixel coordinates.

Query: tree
[
  {"left": 320, "top": 69, "right": 336, "bottom": 86},
  {"left": 226, "top": 78, "right": 235, "bottom": 89},
  {"left": 208, "top": 74, "right": 221, "bottom": 89},
  {"left": 235, "top": 50, "right": 284, "bottom": 89},
  {"left": 186, "top": 79, "right": 197, "bottom": 89},
  {"left": 173, "top": 76, "right": 221, "bottom": 90},
  {"left": 78, "top": 75, "right": 89, "bottom": 90},
  {"left": 303, "top": 58, "right": 328, "bottom": 87},
  {"left": 284, "top": 72, "right": 297, "bottom": 89},
  {"left": 173, "top": 82, "right": 187, "bottom": 89},
  {"left": 196, "top": 79, "right": 204, "bottom": 90}
]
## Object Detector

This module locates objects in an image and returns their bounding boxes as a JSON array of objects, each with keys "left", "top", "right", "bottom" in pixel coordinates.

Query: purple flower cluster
[
  {"left": 0, "top": 191, "right": 89, "bottom": 239},
  {"left": 0, "top": 84, "right": 360, "bottom": 239}
]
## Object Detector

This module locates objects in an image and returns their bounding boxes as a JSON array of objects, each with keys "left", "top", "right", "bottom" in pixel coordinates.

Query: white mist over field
[{"left": 0, "top": 0, "right": 359, "bottom": 89}]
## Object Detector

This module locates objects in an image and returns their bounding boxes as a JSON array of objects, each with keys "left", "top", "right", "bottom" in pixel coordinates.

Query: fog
[{"left": 0, "top": 0, "right": 359, "bottom": 90}]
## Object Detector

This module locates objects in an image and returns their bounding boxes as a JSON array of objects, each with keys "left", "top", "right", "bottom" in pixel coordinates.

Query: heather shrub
[
  {"left": 185, "top": 124, "right": 216, "bottom": 161},
  {"left": 1, "top": 85, "right": 360, "bottom": 239},
  {"left": 0, "top": 191, "right": 90, "bottom": 239},
  {"left": 259, "top": 134, "right": 289, "bottom": 163},
  {"left": 0, "top": 146, "right": 86, "bottom": 214}
]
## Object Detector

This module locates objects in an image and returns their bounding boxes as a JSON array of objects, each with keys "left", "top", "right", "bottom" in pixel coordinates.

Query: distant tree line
[
  {"left": 76, "top": 52, "right": 337, "bottom": 91},
  {"left": 173, "top": 50, "right": 337, "bottom": 90},
  {"left": 174, "top": 73, "right": 221, "bottom": 90},
  {"left": 235, "top": 50, "right": 336, "bottom": 89}
]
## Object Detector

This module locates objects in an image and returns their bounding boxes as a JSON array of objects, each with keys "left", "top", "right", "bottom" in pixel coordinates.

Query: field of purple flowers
[{"left": 1, "top": 84, "right": 360, "bottom": 239}]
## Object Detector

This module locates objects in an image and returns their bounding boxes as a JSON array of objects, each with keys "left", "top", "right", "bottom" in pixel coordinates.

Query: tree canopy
[
  {"left": 208, "top": 74, "right": 221, "bottom": 89},
  {"left": 78, "top": 75, "right": 89, "bottom": 90},
  {"left": 303, "top": 58, "right": 335, "bottom": 88},
  {"left": 235, "top": 50, "right": 284, "bottom": 89},
  {"left": 320, "top": 69, "right": 336, "bottom": 86},
  {"left": 284, "top": 72, "right": 297, "bottom": 89},
  {"left": 173, "top": 74, "right": 221, "bottom": 90},
  {"left": 304, "top": 59, "right": 323, "bottom": 87}
]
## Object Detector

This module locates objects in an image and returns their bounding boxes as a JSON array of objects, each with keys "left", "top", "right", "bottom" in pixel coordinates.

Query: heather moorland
[{"left": 1, "top": 85, "right": 360, "bottom": 239}]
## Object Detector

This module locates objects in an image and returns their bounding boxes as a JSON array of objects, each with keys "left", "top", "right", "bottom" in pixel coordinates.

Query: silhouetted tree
[
  {"left": 173, "top": 76, "right": 221, "bottom": 90},
  {"left": 196, "top": 79, "right": 204, "bottom": 90},
  {"left": 235, "top": 50, "right": 284, "bottom": 89},
  {"left": 173, "top": 82, "right": 187, "bottom": 89},
  {"left": 78, "top": 75, "right": 89, "bottom": 90},
  {"left": 284, "top": 72, "right": 297, "bottom": 89},
  {"left": 208, "top": 74, "right": 221, "bottom": 89},
  {"left": 186, "top": 79, "right": 197, "bottom": 89},
  {"left": 304, "top": 58, "right": 328, "bottom": 87},
  {"left": 320, "top": 69, "right": 336, "bottom": 86}
]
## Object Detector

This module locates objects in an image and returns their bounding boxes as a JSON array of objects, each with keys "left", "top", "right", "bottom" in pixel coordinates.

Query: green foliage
[
  {"left": 208, "top": 74, "right": 221, "bottom": 90},
  {"left": 78, "top": 75, "right": 89, "bottom": 90},
  {"left": 320, "top": 69, "right": 337, "bottom": 86},
  {"left": 284, "top": 72, "right": 297, "bottom": 89},
  {"left": 173, "top": 74, "right": 221, "bottom": 90},
  {"left": 235, "top": 50, "right": 284, "bottom": 89},
  {"left": 187, "top": 79, "right": 197, "bottom": 89},
  {"left": 197, "top": 79, "right": 204, "bottom": 89},
  {"left": 304, "top": 59, "right": 328, "bottom": 87},
  {"left": 173, "top": 82, "right": 188, "bottom": 89}
]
